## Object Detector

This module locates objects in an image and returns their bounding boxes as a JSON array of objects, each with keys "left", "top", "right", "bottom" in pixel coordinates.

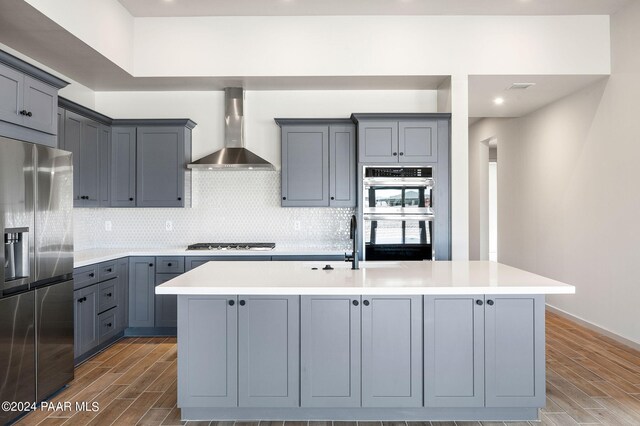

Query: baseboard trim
[{"left": 546, "top": 304, "right": 640, "bottom": 352}]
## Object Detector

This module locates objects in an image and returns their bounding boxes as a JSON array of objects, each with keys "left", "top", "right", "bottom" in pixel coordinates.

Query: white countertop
[
  {"left": 155, "top": 260, "right": 576, "bottom": 295},
  {"left": 74, "top": 247, "right": 345, "bottom": 268}
]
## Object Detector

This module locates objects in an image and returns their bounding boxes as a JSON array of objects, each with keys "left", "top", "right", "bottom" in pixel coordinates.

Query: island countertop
[{"left": 155, "top": 260, "right": 575, "bottom": 295}]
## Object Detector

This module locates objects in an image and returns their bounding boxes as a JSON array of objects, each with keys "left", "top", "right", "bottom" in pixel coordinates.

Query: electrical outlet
[
  {"left": 294, "top": 220, "right": 301, "bottom": 231},
  {"left": 165, "top": 220, "right": 173, "bottom": 232},
  {"left": 104, "top": 221, "right": 112, "bottom": 232}
]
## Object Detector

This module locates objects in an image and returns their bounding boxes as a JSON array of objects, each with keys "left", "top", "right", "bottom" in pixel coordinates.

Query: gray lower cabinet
[
  {"left": 238, "top": 295, "right": 300, "bottom": 407},
  {"left": 300, "top": 295, "right": 361, "bottom": 407},
  {"left": 485, "top": 295, "right": 545, "bottom": 408},
  {"left": 74, "top": 284, "right": 99, "bottom": 358},
  {"left": 128, "top": 257, "right": 156, "bottom": 328},
  {"left": 185, "top": 256, "right": 270, "bottom": 271},
  {"left": 136, "top": 126, "right": 189, "bottom": 207},
  {"left": 361, "top": 295, "right": 422, "bottom": 407},
  {"left": 277, "top": 119, "right": 356, "bottom": 207},
  {"left": 111, "top": 127, "right": 137, "bottom": 207},
  {"left": 155, "top": 273, "right": 180, "bottom": 327},
  {"left": 178, "top": 295, "right": 238, "bottom": 408},
  {"left": 116, "top": 258, "right": 129, "bottom": 333},
  {"left": 424, "top": 295, "right": 484, "bottom": 407}
]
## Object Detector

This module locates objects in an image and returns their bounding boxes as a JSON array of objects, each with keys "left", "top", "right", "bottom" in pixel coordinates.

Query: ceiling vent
[{"left": 508, "top": 83, "right": 536, "bottom": 90}]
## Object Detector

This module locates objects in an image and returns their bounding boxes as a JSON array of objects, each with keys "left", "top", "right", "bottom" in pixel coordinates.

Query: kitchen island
[{"left": 156, "top": 260, "right": 575, "bottom": 422}]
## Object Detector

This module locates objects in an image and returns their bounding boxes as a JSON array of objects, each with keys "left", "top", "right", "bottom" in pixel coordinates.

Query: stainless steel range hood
[{"left": 188, "top": 87, "right": 275, "bottom": 170}]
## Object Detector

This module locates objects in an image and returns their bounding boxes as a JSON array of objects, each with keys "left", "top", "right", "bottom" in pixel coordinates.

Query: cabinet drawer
[
  {"left": 98, "top": 308, "right": 118, "bottom": 344},
  {"left": 98, "top": 261, "right": 117, "bottom": 281},
  {"left": 156, "top": 257, "right": 185, "bottom": 274},
  {"left": 73, "top": 265, "right": 98, "bottom": 290},
  {"left": 98, "top": 279, "right": 118, "bottom": 313}
]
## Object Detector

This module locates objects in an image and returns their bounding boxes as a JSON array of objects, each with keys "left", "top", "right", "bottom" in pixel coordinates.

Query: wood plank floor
[{"left": 15, "top": 311, "right": 640, "bottom": 426}]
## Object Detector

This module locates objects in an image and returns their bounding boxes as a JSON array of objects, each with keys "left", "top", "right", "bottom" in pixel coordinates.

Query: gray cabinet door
[
  {"left": 301, "top": 295, "right": 360, "bottom": 407},
  {"left": 329, "top": 124, "right": 356, "bottom": 207},
  {"left": 116, "top": 258, "right": 129, "bottom": 332},
  {"left": 111, "top": 127, "right": 137, "bottom": 207},
  {"left": 98, "top": 125, "right": 111, "bottom": 207},
  {"left": 399, "top": 120, "right": 438, "bottom": 163},
  {"left": 128, "top": 257, "right": 156, "bottom": 328},
  {"left": 63, "top": 111, "right": 82, "bottom": 205},
  {"left": 155, "top": 273, "right": 180, "bottom": 328},
  {"left": 361, "top": 295, "right": 422, "bottom": 407},
  {"left": 358, "top": 121, "right": 398, "bottom": 163},
  {"left": 424, "top": 295, "right": 484, "bottom": 407},
  {"left": 74, "top": 284, "right": 99, "bottom": 358},
  {"left": 281, "top": 126, "right": 329, "bottom": 207},
  {"left": 0, "top": 62, "right": 23, "bottom": 127},
  {"left": 485, "top": 295, "right": 545, "bottom": 408},
  {"left": 57, "top": 108, "right": 64, "bottom": 149},
  {"left": 178, "top": 295, "right": 237, "bottom": 408},
  {"left": 136, "top": 126, "right": 185, "bottom": 207},
  {"left": 238, "top": 295, "right": 299, "bottom": 407},
  {"left": 79, "top": 118, "right": 100, "bottom": 207},
  {"left": 22, "top": 76, "right": 57, "bottom": 135}
]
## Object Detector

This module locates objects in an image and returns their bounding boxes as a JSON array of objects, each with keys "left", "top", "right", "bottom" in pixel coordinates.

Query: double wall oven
[{"left": 362, "top": 166, "right": 436, "bottom": 261}]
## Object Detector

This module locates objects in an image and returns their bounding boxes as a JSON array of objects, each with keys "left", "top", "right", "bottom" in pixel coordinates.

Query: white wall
[
  {"left": 24, "top": 0, "right": 134, "bottom": 73},
  {"left": 132, "top": 15, "right": 610, "bottom": 77},
  {"left": 95, "top": 90, "right": 438, "bottom": 167},
  {"left": 468, "top": 0, "right": 640, "bottom": 344}
]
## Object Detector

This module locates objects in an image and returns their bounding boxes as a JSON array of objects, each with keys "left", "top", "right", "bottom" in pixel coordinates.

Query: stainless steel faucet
[{"left": 345, "top": 215, "right": 359, "bottom": 270}]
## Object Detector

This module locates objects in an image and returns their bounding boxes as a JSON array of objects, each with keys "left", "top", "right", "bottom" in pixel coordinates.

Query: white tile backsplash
[{"left": 73, "top": 170, "right": 354, "bottom": 251}]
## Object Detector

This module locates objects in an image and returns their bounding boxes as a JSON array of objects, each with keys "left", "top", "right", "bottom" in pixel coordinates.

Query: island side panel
[
  {"left": 485, "top": 294, "right": 546, "bottom": 408},
  {"left": 361, "top": 295, "right": 423, "bottom": 407},
  {"left": 177, "top": 295, "right": 238, "bottom": 408}
]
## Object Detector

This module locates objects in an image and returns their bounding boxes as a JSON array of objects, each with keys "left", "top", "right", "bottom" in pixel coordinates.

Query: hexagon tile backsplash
[{"left": 73, "top": 171, "right": 355, "bottom": 251}]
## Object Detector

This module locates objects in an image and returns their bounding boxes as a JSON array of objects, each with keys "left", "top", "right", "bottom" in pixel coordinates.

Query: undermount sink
[{"left": 305, "top": 261, "right": 401, "bottom": 270}]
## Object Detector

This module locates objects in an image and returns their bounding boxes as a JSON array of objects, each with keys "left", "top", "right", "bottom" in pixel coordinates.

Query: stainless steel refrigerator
[{"left": 0, "top": 137, "right": 74, "bottom": 423}]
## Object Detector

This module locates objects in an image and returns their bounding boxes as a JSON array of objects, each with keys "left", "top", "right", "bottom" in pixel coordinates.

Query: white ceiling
[
  {"left": 118, "top": 0, "right": 629, "bottom": 17},
  {"left": 468, "top": 75, "right": 608, "bottom": 118}
]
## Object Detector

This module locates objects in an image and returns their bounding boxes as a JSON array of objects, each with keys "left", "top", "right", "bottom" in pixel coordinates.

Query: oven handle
[{"left": 363, "top": 214, "right": 435, "bottom": 221}]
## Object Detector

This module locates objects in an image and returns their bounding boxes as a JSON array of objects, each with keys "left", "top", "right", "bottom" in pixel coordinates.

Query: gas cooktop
[{"left": 186, "top": 243, "right": 276, "bottom": 251}]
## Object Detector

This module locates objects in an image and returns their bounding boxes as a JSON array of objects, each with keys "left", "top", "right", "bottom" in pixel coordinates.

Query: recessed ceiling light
[{"left": 493, "top": 97, "right": 505, "bottom": 105}]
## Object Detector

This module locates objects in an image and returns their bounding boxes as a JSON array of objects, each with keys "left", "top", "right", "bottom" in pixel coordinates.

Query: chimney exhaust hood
[{"left": 188, "top": 87, "right": 275, "bottom": 170}]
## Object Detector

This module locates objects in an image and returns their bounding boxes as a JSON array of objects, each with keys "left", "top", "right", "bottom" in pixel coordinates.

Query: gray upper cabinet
[
  {"left": 357, "top": 121, "right": 399, "bottom": 163},
  {"left": 399, "top": 120, "right": 437, "bottom": 163},
  {"left": 277, "top": 119, "right": 356, "bottom": 207},
  {"left": 0, "top": 50, "right": 67, "bottom": 146},
  {"left": 238, "top": 295, "right": 300, "bottom": 407},
  {"left": 301, "top": 295, "right": 361, "bottom": 408},
  {"left": 178, "top": 295, "right": 238, "bottom": 408},
  {"left": 98, "top": 125, "right": 111, "bottom": 207},
  {"left": 361, "top": 295, "right": 422, "bottom": 407},
  {"left": 111, "top": 127, "right": 137, "bottom": 207},
  {"left": 60, "top": 109, "right": 110, "bottom": 207},
  {"left": 353, "top": 114, "right": 447, "bottom": 164},
  {"left": 57, "top": 108, "right": 64, "bottom": 147},
  {"left": 280, "top": 125, "right": 329, "bottom": 207},
  {"left": 329, "top": 124, "right": 356, "bottom": 207},
  {"left": 485, "top": 295, "right": 545, "bottom": 408},
  {"left": 128, "top": 257, "right": 156, "bottom": 328},
  {"left": 22, "top": 76, "right": 57, "bottom": 135},
  {"left": 0, "top": 62, "right": 23, "bottom": 127},
  {"left": 136, "top": 126, "right": 189, "bottom": 207},
  {"left": 424, "top": 295, "right": 484, "bottom": 408}
]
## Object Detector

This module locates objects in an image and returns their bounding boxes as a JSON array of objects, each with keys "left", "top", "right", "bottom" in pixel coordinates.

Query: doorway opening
[{"left": 488, "top": 144, "right": 497, "bottom": 261}]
